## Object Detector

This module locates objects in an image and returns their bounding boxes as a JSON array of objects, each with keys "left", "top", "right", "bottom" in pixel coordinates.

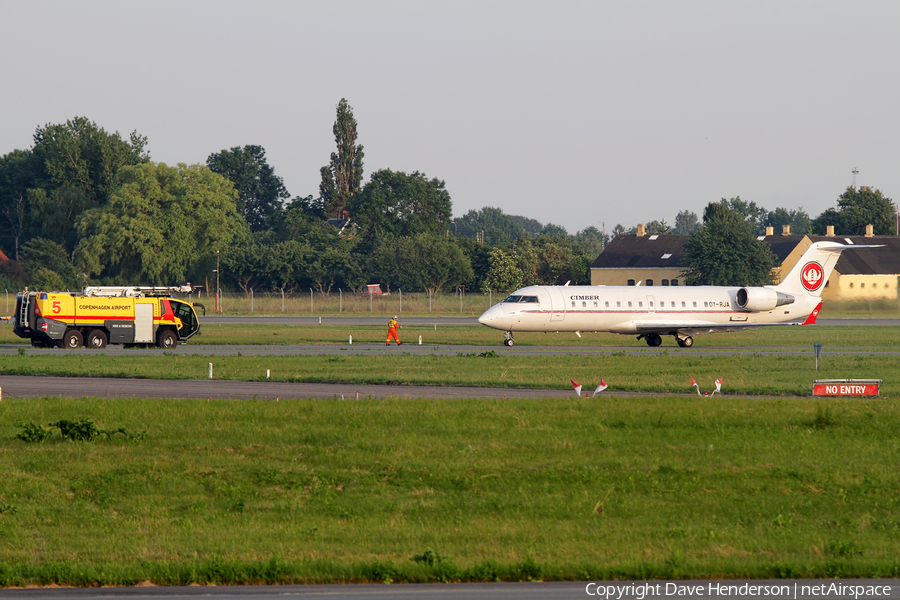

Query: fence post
[
  {"left": 399, "top": 289, "right": 402, "bottom": 313},
  {"left": 281, "top": 287, "right": 285, "bottom": 312},
  {"left": 310, "top": 288, "right": 313, "bottom": 313},
  {"left": 339, "top": 288, "right": 342, "bottom": 313},
  {"left": 251, "top": 288, "right": 254, "bottom": 313}
]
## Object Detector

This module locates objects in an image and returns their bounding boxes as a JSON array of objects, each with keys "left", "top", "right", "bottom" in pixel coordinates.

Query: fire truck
[{"left": 13, "top": 285, "right": 205, "bottom": 349}]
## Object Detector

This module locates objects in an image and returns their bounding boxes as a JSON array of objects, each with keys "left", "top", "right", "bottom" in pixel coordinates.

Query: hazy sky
[{"left": 2, "top": 1, "right": 898, "bottom": 235}]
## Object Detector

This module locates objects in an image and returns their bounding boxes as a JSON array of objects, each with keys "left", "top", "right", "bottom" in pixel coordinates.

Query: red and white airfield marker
[
  {"left": 570, "top": 379, "right": 582, "bottom": 396},
  {"left": 593, "top": 379, "right": 608, "bottom": 397}
]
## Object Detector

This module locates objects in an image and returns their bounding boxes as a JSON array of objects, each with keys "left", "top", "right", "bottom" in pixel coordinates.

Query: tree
[
  {"left": 454, "top": 207, "right": 543, "bottom": 244},
  {"left": 481, "top": 247, "right": 523, "bottom": 294},
  {"left": 811, "top": 187, "right": 895, "bottom": 235},
  {"left": 25, "top": 117, "right": 149, "bottom": 254},
  {"left": 765, "top": 207, "right": 811, "bottom": 235},
  {"left": 347, "top": 169, "right": 452, "bottom": 245},
  {"left": 674, "top": 210, "right": 700, "bottom": 235},
  {"left": 207, "top": 145, "right": 290, "bottom": 232},
  {"left": 0, "top": 149, "right": 37, "bottom": 259},
  {"left": 723, "top": 196, "right": 768, "bottom": 235},
  {"left": 320, "top": 98, "right": 364, "bottom": 218},
  {"left": 20, "top": 238, "right": 83, "bottom": 291},
  {"left": 682, "top": 200, "right": 776, "bottom": 286},
  {"left": 645, "top": 220, "right": 672, "bottom": 235},
  {"left": 75, "top": 163, "right": 246, "bottom": 284},
  {"left": 371, "top": 233, "right": 472, "bottom": 296}
]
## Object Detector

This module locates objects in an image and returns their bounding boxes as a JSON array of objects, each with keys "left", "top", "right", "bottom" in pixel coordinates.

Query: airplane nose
[{"left": 478, "top": 305, "right": 500, "bottom": 325}]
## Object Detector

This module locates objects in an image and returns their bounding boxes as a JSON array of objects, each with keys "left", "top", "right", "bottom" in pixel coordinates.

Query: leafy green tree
[
  {"left": 674, "top": 210, "right": 700, "bottom": 235},
  {"left": 347, "top": 170, "right": 452, "bottom": 245},
  {"left": 0, "top": 149, "right": 37, "bottom": 259},
  {"left": 541, "top": 223, "right": 568, "bottom": 237},
  {"left": 207, "top": 145, "right": 290, "bottom": 232},
  {"left": 646, "top": 220, "right": 672, "bottom": 235},
  {"left": 220, "top": 231, "right": 268, "bottom": 294},
  {"left": 372, "top": 233, "right": 472, "bottom": 296},
  {"left": 262, "top": 240, "right": 312, "bottom": 294},
  {"left": 320, "top": 98, "right": 364, "bottom": 218},
  {"left": 765, "top": 207, "right": 811, "bottom": 235},
  {"left": 75, "top": 163, "right": 246, "bottom": 284},
  {"left": 296, "top": 224, "right": 363, "bottom": 293},
  {"left": 31, "top": 116, "right": 148, "bottom": 203},
  {"left": 573, "top": 226, "right": 607, "bottom": 259},
  {"left": 454, "top": 207, "right": 543, "bottom": 244},
  {"left": 29, "top": 117, "right": 148, "bottom": 253},
  {"left": 20, "top": 238, "right": 83, "bottom": 291},
  {"left": 481, "top": 247, "right": 523, "bottom": 294},
  {"left": 811, "top": 187, "right": 896, "bottom": 235},
  {"left": 722, "top": 196, "right": 767, "bottom": 235},
  {"left": 682, "top": 201, "right": 776, "bottom": 286}
]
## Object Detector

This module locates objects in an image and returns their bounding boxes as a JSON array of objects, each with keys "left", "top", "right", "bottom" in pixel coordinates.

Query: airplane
[{"left": 477, "top": 241, "right": 879, "bottom": 348}]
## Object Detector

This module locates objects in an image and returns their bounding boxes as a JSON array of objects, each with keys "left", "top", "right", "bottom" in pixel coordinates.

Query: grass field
[
  {"left": 4, "top": 322, "right": 900, "bottom": 349},
  {"left": 1, "top": 317, "right": 899, "bottom": 585},
  {"left": 0, "top": 348, "right": 896, "bottom": 397},
  {"left": 1, "top": 396, "right": 899, "bottom": 585}
]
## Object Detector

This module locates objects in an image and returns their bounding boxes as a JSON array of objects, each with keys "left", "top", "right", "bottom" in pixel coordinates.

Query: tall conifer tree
[{"left": 320, "top": 99, "right": 364, "bottom": 218}]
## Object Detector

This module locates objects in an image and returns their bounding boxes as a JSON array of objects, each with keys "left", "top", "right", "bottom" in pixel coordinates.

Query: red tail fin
[{"left": 802, "top": 302, "right": 822, "bottom": 325}]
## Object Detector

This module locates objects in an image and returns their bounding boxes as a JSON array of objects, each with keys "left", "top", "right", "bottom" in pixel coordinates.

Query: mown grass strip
[
  {"left": 5, "top": 323, "right": 900, "bottom": 348},
  {"left": 0, "top": 352, "right": 896, "bottom": 396},
  {"left": 1, "top": 396, "right": 899, "bottom": 584}
]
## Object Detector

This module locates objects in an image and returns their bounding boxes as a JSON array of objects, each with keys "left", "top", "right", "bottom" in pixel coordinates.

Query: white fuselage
[{"left": 477, "top": 285, "right": 817, "bottom": 335}]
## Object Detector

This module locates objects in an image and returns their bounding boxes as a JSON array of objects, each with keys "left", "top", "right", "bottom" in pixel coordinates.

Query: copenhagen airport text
[{"left": 584, "top": 581, "right": 892, "bottom": 599}]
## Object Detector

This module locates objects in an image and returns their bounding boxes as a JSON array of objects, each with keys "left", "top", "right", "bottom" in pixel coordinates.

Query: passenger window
[
  {"left": 582, "top": 301, "right": 587, "bottom": 307},
  {"left": 704, "top": 302, "right": 708, "bottom": 308},
  {"left": 616, "top": 301, "right": 621, "bottom": 307},
  {"left": 605, "top": 301, "right": 609, "bottom": 307},
  {"left": 649, "top": 301, "right": 654, "bottom": 307},
  {"left": 638, "top": 301, "right": 643, "bottom": 307},
  {"left": 571, "top": 301, "right": 576, "bottom": 307},
  {"left": 593, "top": 301, "right": 598, "bottom": 307},
  {"left": 682, "top": 301, "right": 686, "bottom": 307},
  {"left": 692, "top": 302, "right": 697, "bottom": 307},
  {"left": 627, "top": 301, "right": 632, "bottom": 307}
]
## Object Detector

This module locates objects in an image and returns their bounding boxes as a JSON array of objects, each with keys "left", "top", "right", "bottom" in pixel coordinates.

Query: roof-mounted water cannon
[{"left": 82, "top": 284, "right": 202, "bottom": 298}]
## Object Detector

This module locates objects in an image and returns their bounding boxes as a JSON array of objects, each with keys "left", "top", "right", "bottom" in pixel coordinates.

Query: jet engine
[{"left": 736, "top": 287, "right": 795, "bottom": 312}]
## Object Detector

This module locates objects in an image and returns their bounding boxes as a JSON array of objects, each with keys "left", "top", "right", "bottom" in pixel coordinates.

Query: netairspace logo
[{"left": 584, "top": 581, "right": 892, "bottom": 600}]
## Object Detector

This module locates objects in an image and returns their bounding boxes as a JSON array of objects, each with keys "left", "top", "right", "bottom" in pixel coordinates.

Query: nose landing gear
[{"left": 503, "top": 331, "right": 515, "bottom": 347}]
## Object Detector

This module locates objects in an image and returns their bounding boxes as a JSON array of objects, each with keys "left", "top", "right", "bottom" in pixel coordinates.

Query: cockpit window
[
  {"left": 521, "top": 296, "right": 539, "bottom": 303},
  {"left": 502, "top": 295, "right": 522, "bottom": 303}
]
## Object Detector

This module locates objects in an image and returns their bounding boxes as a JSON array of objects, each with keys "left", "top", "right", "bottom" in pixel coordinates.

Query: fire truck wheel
[
  {"left": 157, "top": 329, "right": 178, "bottom": 349},
  {"left": 63, "top": 329, "right": 83, "bottom": 349},
  {"left": 85, "top": 329, "right": 108, "bottom": 349}
]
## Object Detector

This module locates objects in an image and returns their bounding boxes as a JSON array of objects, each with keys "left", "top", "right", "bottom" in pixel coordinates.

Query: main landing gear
[
  {"left": 503, "top": 331, "right": 515, "bottom": 347},
  {"left": 638, "top": 333, "right": 694, "bottom": 347},
  {"left": 676, "top": 335, "right": 694, "bottom": 348}
]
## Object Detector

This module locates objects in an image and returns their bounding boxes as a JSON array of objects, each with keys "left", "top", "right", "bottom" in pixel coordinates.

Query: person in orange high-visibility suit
[{"left": 386, "top": 315, "right": 401, "bottom": 345}]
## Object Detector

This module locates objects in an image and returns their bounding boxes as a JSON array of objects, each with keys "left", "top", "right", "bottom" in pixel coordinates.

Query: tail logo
[{"left": 800, "top": 262, "right": 825, "bottom": 291}]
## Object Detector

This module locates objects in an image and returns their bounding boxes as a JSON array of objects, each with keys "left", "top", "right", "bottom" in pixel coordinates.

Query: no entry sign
[{"left": 813, "top": 379, "right": 881, "bottom": 397}]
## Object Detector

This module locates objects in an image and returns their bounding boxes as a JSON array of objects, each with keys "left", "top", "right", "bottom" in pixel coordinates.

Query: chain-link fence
[{"left": 196, "top": 289, "right": 505, "bottom": 316}]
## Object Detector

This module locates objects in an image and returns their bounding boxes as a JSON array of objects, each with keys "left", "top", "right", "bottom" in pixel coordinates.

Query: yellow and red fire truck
[{"left": 13, "top": 286, "right": 205, "bottom": 349}]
